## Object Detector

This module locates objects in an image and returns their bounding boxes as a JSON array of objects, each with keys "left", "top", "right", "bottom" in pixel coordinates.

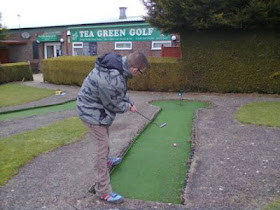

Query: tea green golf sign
[{"left": 70, "top": 23, "right": 170, "bottom": 42}]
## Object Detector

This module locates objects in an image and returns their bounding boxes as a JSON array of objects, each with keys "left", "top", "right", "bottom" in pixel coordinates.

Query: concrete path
[{"left": 0, "top": 76, "right": 279, "bottom": 209}]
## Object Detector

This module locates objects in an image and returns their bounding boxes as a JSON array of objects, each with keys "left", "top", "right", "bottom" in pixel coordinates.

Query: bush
[
  {"left": 0, "top": 62, "right": 33, "bottom": 84},
  {"left": 180, "top": 30, "right": 280, "bottom": 93},
  {"left": 128, "top": 57, "right": 183, "bottom": 91},
  {"left": 41, "top": 33, "right": 280, "bottom": 94},
  {"left": 41, "top": 56, "right": 96, "bottom": 86},
  {"left": 42, "top": 56, "right": 183, "bottom": 91}
]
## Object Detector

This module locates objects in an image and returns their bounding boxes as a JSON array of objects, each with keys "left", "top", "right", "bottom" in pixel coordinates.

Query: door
[
  {"left": 0, "top": 48, "right": 9, "bottom": 63},
  {"left": 44, "top": 43, "right": 61, "bottom": 59}
]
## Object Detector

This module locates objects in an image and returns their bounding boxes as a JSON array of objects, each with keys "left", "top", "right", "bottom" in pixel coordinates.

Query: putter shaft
[{"left": 135, "top": 111, "right": 160, "bottom": 127}]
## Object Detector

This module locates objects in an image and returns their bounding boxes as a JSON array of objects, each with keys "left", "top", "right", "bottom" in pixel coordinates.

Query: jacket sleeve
[{"left": 98, "top": 74, "right": 130, "bottom": 113}]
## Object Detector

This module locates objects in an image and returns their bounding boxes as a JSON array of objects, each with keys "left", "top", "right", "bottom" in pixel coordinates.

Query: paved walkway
[{"left": 0, "top": 75, "right": 279, "bottom": 209}]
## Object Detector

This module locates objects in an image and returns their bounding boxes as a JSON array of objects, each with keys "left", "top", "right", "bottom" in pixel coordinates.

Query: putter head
[{"left": 160, "top": 123, "right": 167, "bottom": 128}]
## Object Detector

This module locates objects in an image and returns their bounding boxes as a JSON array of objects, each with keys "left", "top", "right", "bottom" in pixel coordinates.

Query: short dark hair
[{"left": 127, "top": 52, "right": 150, "bottom": 70}]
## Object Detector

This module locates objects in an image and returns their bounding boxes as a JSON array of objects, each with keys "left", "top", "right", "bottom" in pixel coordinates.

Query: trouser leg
[{"left": 84, "top": 122, "right": 112, "bottom": 196}]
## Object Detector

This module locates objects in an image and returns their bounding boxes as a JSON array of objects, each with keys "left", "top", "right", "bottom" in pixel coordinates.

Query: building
[{"left": 0, "top": 8, "right": 180, "bottom": 72}]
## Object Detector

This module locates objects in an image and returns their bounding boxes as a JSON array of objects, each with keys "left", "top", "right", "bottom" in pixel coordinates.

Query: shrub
[
  {"left": 128, "top": 57, "right": 183, "bottom": 91},
  {"left": 42, "top": 56, "right": 183, "bottom": 91},
  {"left": 0, "top": 62, "right": 33, "bottom": 84},
  {"left": 41, "top": 33, "right": 280, "bottom": 94},
  {"left": 180, "top": 30, "right": 280, "bottom": 93},
  {"left": 41, "top": 56, "right": 96, "bottom": 86}
]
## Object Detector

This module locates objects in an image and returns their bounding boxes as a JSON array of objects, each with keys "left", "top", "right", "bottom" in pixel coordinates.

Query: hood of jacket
[{"left": 95, "top": 52, "right": 133, "bottom": 79}]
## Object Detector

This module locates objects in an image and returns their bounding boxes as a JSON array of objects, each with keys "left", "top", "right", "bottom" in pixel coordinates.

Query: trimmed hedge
[
  {"left": 128, "top": 57, "right": 183, "bottom": 91},
  {"left": 42, "top": 31, "right": 280, "bottom": 94},
  {"left": 0, "top": 62, "right": 33, "bottom": 84},
  {"left": 180, "top": 30, "right": 280, "bottom": 93},
  {"left": 42, "top": 56, "right": 183, "bottom": 91},
  {"left": 42, "top": 56, "right": 96, "bottom": 86}
]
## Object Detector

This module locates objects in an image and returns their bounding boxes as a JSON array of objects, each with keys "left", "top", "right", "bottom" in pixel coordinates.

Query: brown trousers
[{"left": 83, "top": 121, "right": 112, "bottom": 196}]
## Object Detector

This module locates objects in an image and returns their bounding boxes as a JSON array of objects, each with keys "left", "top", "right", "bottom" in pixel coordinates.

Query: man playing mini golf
[{"left": 77, "top": 52, "right": 149, "bottom": 203}]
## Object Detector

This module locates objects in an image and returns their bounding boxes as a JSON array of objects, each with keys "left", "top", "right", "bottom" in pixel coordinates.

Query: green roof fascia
[{"left": 7, "top": 26, "right": 69, "bottom": 35}]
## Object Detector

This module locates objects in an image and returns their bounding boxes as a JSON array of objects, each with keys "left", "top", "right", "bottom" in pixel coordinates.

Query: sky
[{"left": 0, "top": 0, "right": 147, "bottom": 29}]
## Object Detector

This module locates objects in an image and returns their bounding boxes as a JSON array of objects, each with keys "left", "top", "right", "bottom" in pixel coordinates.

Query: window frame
[
  {"left": 72, "top": 42, "right": 84, "bottom": 56},
  {"left": 114, "top": 42, "right": 132, "bottom": 50},
  {"left": 151, "top": 41, "right": 172, "bottom": 50}
]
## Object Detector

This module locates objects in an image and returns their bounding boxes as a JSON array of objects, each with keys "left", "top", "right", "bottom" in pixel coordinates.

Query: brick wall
[
  {"left": 161, "top": 46, "right": 181, "bottom": 58},
  {"left": 97, "top": 41, "right": 162, "bottom": 57},
  {"left": 6, "top": 33, "right": 38, "bottom": 63}
]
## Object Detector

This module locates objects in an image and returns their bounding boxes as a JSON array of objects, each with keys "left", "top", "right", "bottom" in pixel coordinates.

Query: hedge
[
  {"left": 41, "top": 56, "right": 96, "bottom": 86},
  {"left": 42, "top": 31, "right": 280, "bottom": 94},
  {"left": 0, "top": 62, "right": 33, "bottom": 84},
  {"left": 128, "top": 57, "right": 183, "bottom": 91},
  {"left": 180, "top": 30, "right": 280, "bottom": 93},
  {"left": 42, "top": 56, "right": 182, "bottom": 91}
]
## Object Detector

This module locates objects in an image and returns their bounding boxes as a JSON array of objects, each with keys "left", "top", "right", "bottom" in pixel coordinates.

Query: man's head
[{"left": 127, "top": 52, "right": 149, "bottom": 76}]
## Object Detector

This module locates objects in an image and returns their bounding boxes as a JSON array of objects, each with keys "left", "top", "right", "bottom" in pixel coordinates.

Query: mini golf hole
[{"left": 111, "top": 100, "right": 209, "bottom": 204}]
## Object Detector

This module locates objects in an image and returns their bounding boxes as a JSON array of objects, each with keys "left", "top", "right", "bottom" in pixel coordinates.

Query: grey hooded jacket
[{"left": 77, "top": 53, "right": 132, "bottom": 126}]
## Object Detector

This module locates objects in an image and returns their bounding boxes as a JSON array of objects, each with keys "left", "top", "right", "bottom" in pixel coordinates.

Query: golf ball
[{"left": 173, "top": 143, "right": 177, "bottom": 147}]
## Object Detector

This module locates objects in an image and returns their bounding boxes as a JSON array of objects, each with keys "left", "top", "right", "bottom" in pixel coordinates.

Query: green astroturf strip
[
  {"left": 111, "top": 100, "right": 208, "bottom": 204},
  {"left": 0, "top": 101, "right": 76, "bottom": 121}
]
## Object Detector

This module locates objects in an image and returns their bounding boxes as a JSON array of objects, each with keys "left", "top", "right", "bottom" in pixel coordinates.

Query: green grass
[
  {"left": 111, "top": 100, "right": 208, "bottom": 204},
  {"left": 235, "top": 102, "right": 280, "bottom": 127},
  {"left": 0, "top": 83, "right": 54, "bottom": 108},
  {"left": 0, "top": 101, "right": 76, "bottom": 121},
  {"left": 0, "top": 117, "right": 87, "bottom": 186},
  {"left": 263, "top": 198, "right": 280, "bottom": 210}
]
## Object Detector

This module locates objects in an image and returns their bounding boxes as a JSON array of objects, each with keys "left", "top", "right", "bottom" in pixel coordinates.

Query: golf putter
[{"left": 135, "top": 110, "right": 167, "bottom": 128}]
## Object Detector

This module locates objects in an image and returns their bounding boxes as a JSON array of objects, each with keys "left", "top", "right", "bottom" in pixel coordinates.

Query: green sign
[
  {"left": 37, "top": 34, "right": 58, "bottom": 42},
  {"left": 70, "top": 23, "right": 170, "bottom": 42}
]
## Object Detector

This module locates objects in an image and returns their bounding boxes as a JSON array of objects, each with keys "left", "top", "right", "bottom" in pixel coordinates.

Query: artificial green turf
[
  {"left": 0, "top": 83, "right": 54, "bottom": 108},
  {"left": 0, "top": 101, "right": 76, "bottom": 121},
  {"left": 110, "top": 100, "right": 208, "bottom": 204},
  {"left": 0, "top": 117, "right": 87, "bottom": 186},
  {"left": 235, "top": 102, "right": 280, "bottom": 127}
]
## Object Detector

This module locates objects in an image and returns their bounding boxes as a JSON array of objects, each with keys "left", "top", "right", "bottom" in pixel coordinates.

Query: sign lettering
[{"left": 70, "top": 24, "right": 170, "bottom": 42}]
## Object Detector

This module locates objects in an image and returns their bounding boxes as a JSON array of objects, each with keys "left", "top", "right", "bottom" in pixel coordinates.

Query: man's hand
[{"left": 129, "top": 104, "right": 137, "bottom": 113}]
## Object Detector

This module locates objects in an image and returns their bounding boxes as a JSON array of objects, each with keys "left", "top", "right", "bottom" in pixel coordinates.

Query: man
[{"left": 77, "top": 52, "right": 149, "bottom": 203}]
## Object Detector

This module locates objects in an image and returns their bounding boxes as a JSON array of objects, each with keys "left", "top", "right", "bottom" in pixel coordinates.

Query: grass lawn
[
  {"left": 263, "top": 198, "right": 280, "bottom": 210},
  {"left": 236, "top": 101, "right": 280, "bottom": 209},
  {"left": 0, "top": 101, "right": 76, "bottom": 121},
  {"left": 0, "top": 117, "right": 87, "bottom": 186},
  {"left": 0, "top": 83, "right": 54, "bottom": 108},
  {"left": 235, "top": 102, "right": 280, "bottom": 127},
  {"left": 111, "top": 100, "right": 208, "bottom": 204}
]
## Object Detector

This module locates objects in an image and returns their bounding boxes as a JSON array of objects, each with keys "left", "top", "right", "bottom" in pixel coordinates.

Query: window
[
  {"left": 72, "top": 42, "right": 83, "bottom": 56},
  {"left": 151, "top": 41, "right": 172, "bottom": 50},
  {"left": 32, "top": 41, "right": 39, "bottom": 59},
  {"left": 115, "top": 42, "right": 132, "bottom": 50},
  {"left": 72, "top": 42, "right": 97, "bottom": 56}
]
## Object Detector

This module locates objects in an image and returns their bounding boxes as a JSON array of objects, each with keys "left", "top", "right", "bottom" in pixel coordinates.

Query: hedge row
[
  {"left": 42, "top": 31, "right": 280, "bottom": 94},
  {"left": 42, "top": 56, "right": 96, "bottom": 86},
  {"left": 128, "top": 57, "right": 182, "bottom": 91},
  {"left": 0, "top": 62, "right": 33, "bottom": 84},
  {"left": 42, "top": 56, "right": 182, "bottom": 91},
  {"left": 180, "top": 30, "right": 280, "bottom": 93}
]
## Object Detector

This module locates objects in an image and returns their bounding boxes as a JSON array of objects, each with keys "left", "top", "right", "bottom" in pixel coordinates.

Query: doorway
[{"left": 44, "top": 43, "right": 61, "bottom": 59}]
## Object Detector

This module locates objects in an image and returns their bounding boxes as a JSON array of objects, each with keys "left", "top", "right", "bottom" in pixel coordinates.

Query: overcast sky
[{"left": 1, "top": 0, "right": 147, "bottom": 29}]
